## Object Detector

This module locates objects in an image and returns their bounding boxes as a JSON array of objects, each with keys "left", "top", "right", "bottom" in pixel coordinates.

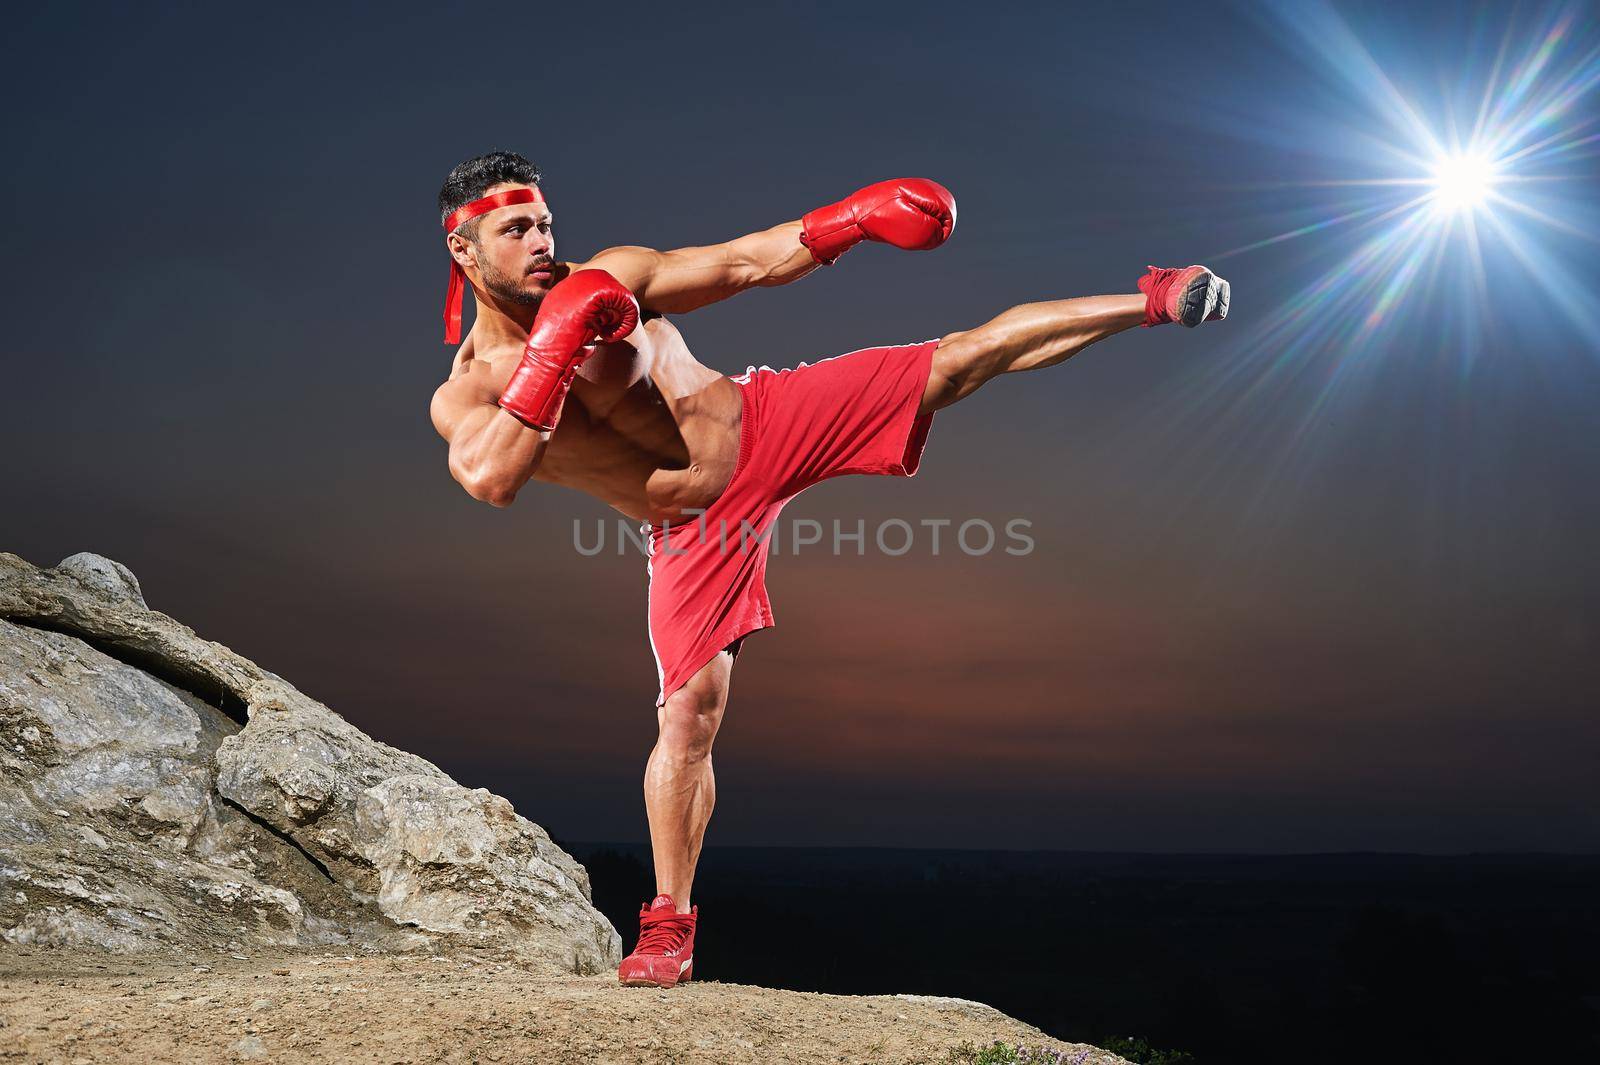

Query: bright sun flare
[{"left": 1430, "top": 153, "right": 1498, "bottom": 211}]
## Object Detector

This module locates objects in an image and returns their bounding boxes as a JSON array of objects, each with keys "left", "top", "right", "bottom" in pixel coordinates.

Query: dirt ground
[{"left": 0, "top": 945, "right": 1127, "bottom": 1064}]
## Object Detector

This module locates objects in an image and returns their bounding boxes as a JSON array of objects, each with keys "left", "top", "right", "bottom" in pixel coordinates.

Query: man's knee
[
  {"left": 925, "top": 328, "right": 1002, "bottom": 411},
  {"left": 658, "top": 662, "right": 730, "bottom": 760}
]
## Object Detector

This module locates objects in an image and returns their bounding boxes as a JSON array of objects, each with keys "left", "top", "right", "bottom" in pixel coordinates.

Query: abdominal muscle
[{"left": 529, "top": 317, "right": 743, "bottom": 526}]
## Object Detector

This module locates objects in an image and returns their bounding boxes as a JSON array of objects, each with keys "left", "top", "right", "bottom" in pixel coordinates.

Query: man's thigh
[{"left": 740, "top": 340, "right": 939, "bottom": 491}]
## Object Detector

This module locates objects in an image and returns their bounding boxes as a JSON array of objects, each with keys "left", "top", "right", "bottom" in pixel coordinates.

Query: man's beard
[{"left": 479, "top": 258, "right": 546, "bottom": 307}]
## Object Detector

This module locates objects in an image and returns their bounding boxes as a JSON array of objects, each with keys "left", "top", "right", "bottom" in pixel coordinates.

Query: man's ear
[{"left": 446, "top": 232, "right": 477, "bottom": 270}]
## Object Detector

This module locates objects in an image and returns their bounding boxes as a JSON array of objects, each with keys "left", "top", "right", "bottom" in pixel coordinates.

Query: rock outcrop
[{"left": 0, "top": 552, "right": 620, "bottom": 973}]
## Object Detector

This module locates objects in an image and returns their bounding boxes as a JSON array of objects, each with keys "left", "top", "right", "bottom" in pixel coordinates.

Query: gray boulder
[
  {"left": 0, "top": 552, "right": 620, "bottom": 971},
  {"left": 55, "top": 552, "right": 146, "bottom": 609},
  {"left": 0, "top": 618, "right": 392, "bottom": 954}
]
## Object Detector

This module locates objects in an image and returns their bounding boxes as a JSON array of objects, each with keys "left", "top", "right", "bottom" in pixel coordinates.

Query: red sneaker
[
  {"left": 618, "top": 894, "right": 697, "bottom": 988},
  {"left": 1138, "top": 264, "right": 1231, "bottom": 327}
]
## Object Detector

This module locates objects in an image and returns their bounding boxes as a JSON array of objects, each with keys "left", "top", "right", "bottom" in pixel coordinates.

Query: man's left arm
[
  {"left": 583, "top": 178, "right": 956, "bottom": 315},
  {"left": 583, "top": 221, "right": 817, "bottom": 315}
]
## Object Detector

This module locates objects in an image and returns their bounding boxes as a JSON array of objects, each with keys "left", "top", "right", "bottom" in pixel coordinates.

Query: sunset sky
[{"left": 5, "top": 1, "right": 1596, "bottom": 852}]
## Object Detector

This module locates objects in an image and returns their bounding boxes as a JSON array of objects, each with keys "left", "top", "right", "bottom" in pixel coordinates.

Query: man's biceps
[
  {"left": 430, "top": 388, "right": 463, "bottom": 439},
  {"left": 445, "top": 409, "right": 497, "bottom": 475},
  {"left": 431, "top": 383, "right": 493, "bottom": 438}
]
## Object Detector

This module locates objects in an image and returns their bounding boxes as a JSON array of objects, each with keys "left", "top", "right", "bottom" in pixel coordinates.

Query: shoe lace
[
  {"left": 1138, "top": 265, "right": 1181, "bottom": 327},
  {"left": 634, "top": 907, "right": 695, "bottom": 955}
]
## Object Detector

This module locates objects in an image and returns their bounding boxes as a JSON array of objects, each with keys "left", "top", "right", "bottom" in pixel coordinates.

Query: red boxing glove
[
  {"left": 800, "top": 178, "right": 957, "bottom": 264},
  {"left": 498, "top": 270, "right": 640, "bottom": 431}
]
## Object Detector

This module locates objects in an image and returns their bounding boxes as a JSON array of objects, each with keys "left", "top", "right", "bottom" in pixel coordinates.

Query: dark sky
[{"left": 4, "top": 2, "right": 1596, "bottom": 852}]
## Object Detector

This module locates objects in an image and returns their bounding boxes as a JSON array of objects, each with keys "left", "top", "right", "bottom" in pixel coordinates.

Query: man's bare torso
[{"left": 446, "top": 313, "right": 743, "bottom": 525}]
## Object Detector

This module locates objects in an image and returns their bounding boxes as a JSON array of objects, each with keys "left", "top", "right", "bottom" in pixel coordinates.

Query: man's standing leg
[
  {"left": 647, "top": 646, "right": 734, "bottom": 908},
  {"left": 619, "top": 645, "right": 735, "bottom": 986}
]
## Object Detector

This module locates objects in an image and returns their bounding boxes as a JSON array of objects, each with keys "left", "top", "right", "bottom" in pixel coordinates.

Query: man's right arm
[
  {"left": 430, "top": 270, "right": 639, "bottom": 508},
  {"left": 430, "top": 368, "right": 548, "bottom": 509}
]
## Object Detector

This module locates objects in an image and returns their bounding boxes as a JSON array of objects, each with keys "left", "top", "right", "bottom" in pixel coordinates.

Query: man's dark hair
[{"left": 438, "top": 151, "right": 542, "bottom": 241}]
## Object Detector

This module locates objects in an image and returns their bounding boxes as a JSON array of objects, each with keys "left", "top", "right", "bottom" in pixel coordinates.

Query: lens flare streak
[
  {"left": 1214, "top": 2, "right": 1600, "bottom": 351},
  {"left": 1172, "top": 2, "right": 1600, "bottom": 503}
]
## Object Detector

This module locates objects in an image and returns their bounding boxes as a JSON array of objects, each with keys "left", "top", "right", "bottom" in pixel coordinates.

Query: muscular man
[{"left": 428, "top": 151, "right": 1229, "bottom": 988}]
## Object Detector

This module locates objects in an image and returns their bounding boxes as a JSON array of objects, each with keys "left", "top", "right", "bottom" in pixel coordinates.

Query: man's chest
[{"left": 544, "top": 324, "right": 693, "bottom": 470}]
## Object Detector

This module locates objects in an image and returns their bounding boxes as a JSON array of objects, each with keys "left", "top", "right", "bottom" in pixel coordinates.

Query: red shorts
[{"left": 645, "top": 339, "right": 940, "bottom": 705}]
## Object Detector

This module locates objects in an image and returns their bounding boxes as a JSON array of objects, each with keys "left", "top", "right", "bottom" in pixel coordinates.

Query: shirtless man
[{"left": 428, "top": 151, "right": 1229, "bottom": 988}]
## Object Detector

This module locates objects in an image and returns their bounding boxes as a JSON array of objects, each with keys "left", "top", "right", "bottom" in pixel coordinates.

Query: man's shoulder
[{"left": 436, "top": 345, "right": 515, "bottom": 407}]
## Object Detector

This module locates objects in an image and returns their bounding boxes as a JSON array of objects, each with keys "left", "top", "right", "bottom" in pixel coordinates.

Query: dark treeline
[{"left": 564, "top": 845, "right": 1600, "bottom": 1064}]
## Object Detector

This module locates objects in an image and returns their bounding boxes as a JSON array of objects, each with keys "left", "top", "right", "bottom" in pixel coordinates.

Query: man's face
[{"left": 464, "top": 182, "right": 556, "bottom": 306}]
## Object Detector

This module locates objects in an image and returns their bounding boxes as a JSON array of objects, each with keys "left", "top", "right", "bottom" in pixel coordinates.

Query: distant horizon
[{"left": 565, "top": 840, "right": 1600, "bottom": 859}]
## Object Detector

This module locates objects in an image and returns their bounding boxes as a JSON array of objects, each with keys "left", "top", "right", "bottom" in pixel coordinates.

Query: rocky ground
[
  {"left": 0, "top": 944, "right": 1126, "bottom": 1065},
  {"left": 0, "top": 551, "right": 616, "bottom": 971},
  {"left": 0, "top": 551, "right": 1126, "bottom": 1064}
]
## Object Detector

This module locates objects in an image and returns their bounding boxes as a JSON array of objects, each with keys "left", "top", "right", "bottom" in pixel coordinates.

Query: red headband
[{"left": 441, "top": 186, "right": 547, "bottom": 344}]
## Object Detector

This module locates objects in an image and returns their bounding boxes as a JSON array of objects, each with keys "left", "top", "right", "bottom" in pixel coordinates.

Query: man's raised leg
[
  {"left": 619, "top": 645, "right": 735, "bottom": 987},
  {"left": 921, "top": 265, "right": 1228, "bottom": 413}
]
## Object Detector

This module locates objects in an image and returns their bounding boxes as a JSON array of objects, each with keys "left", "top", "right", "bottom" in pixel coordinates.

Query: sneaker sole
[
  {"left": 618, "top": 960, "right": 692, "bottom": 988},
  {"left": 1175, "top": 268, "right": 1221, "bottom": 327},
  {"left": 1209, "top": 276, "right": 1231, "bottom": 322}
]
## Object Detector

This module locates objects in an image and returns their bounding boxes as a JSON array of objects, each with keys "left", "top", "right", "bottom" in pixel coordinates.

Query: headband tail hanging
[{"left": 444, "top": 262, "right": 466, "bottom": 344}]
